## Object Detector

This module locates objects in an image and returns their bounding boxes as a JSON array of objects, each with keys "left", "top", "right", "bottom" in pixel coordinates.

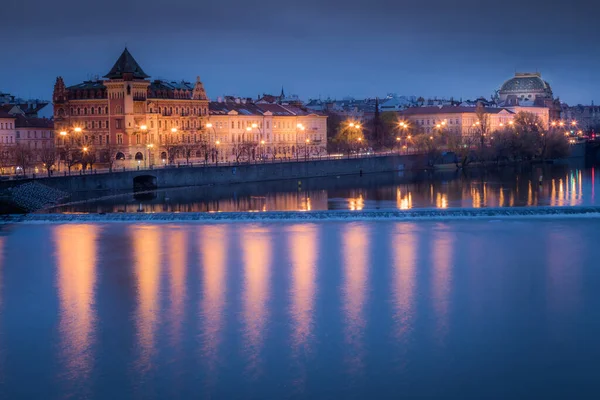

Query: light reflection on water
[
  {"left": 241, "top": 226, "right": 272, "bottom": 378},
  {"left": 51, "top": 166, "right": 600, "bottom": 214},
  {"left": 1, "top": 220, "right": 600, "bottom": 398},
  {"left": 54, "top": 224, "right": 98, "bottom": 394}
]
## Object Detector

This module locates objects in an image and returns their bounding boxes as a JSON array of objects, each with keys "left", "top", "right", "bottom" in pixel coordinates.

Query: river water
[
  {"left": 52, "top": 165, "right": 600, "bottom": 213},
  {"left": 1, "top": 165, "right": 600, "bottom": 399}
]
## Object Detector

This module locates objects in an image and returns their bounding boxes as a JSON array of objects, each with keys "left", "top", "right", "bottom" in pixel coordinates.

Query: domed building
[{"left": 498, "top": 72, "right": 553, "bottom": 105}]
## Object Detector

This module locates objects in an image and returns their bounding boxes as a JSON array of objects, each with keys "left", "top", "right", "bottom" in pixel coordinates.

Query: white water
[{"left": 5, "top": 206, "right": 600, "bottom": 224}]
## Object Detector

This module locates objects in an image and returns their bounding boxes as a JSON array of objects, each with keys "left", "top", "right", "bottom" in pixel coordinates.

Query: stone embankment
[{"left": 0, "top": 182, "right": 69, "bottom": 213}]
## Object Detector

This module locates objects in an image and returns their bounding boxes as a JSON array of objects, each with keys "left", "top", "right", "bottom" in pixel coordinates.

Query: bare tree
[
  {"left": 475, "top": 102, "right": 490, "bottom": 150},
  {"left": 14, "top": 144, "right": 34, "bottom": 176},
  {"left": 0, "top": 144, "right": 14, "bottom": 175},
  {"left": 37, "top": 144, "right": 57, "bottom": 177}
]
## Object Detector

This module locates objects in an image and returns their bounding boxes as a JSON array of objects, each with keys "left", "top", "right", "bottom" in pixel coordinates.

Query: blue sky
[{"left": 1, "top": 0, "right": 598, "bottom": 105}]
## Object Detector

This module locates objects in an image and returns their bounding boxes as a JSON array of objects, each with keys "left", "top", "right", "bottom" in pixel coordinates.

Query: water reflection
[
  {"left": 289, "top": 224, "right": 318, "bottom": 352},
  {"left": 54, "top": 224, "right": 98, "bottom": 389},
  {"left": 391, "top": 224, "right": 417, "bottom": 345},
  {"left": 167, "top": 227, "right": 187, "bottom": 351},
  {"left": 199, "top": 225, "right": 228, "bottom": 380},
  {"left": 53, "top": 166, "right": 600, "bottom": 213},
  {"left": 342, "top": 223, "right": 369, "bottom": 374},
  {"left": 131, "top": 225, "right": 161, "bottom": 374},
  {"left": 242, "top": 227, "right": 272, "bottom": 377},
  {"left": 431, "top": 226, "right": 454, "bottom": 345}
]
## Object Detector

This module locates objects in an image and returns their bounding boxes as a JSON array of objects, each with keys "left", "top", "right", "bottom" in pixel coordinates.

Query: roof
[
  {"left": 67, "top": 81, "right": 107, "bottom": 90},
  {"left": 0, "top": 111, "right": 15, "bottom": 119},
  {"left": 208, "top": 101, "right": 324, "bottom": 117},
  {"left": 398, "top": 106, "right": 514, "bottom": 116},
  {"left": 14, "top": 116, "right": 53, "bottom": 129},
  {"left": 104, "top": 48, "right": 149, "bottom": 79},
  {"left": 500, "top": 73, "right": 552, "bottom": 94}
]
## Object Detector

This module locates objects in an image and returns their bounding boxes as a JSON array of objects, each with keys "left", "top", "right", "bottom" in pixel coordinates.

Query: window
[
  {"left": 150, "top": 121, "right": 154, "bottom": 128},
  {"left": 117, "top": 134, "right": 123, "bottom": 144},
  {"left": 16, "top": 132, "right": 20, "bottom": 138},
  {"left": 267, "top": 121, "right": 270, "bottom": 129},
  {"left": 116, "top": 119, "right": 122, "bottom": 129},
  {"left": 136, "top": 135, "right": 141, "bottom": 144},
  {"left": 90, "top": 107, "right": 94, "bottom": 115}
]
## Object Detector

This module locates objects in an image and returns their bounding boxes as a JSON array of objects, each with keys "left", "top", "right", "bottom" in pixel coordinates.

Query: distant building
[
  {"left": 498, "top": 72, "right": 553, "bottom": 105},
  {"left": 53, "top": 48, "right": 327, "bottom": 166},
  {"left": 0, "top": 91, "right": 49, "bottom": 118},
  {"left": 14, "top": 115, "right": 54, "bottom": 150},
  {"left": 0, "top": 111, "right": 15, "bottom": 146},
  {"left": 398, "top": 106, "right": 518, "bottom": 136},
  {"left": 560, "top": 104, "right": 600, "bottom": 131}
]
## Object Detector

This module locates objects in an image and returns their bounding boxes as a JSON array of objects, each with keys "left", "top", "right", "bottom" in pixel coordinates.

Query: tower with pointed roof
[{"left": 104, "top": 48, "right": 151, "bottom": 144}]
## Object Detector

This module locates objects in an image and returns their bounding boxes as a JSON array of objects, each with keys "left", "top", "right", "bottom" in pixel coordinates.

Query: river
[{"left": 1, "top": 165, "right": 599, "bottom": 399}]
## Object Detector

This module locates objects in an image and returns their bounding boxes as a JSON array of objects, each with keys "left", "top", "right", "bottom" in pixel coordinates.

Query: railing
[{"left": 4, "top": 150, "right": 420, "bottom": 180}]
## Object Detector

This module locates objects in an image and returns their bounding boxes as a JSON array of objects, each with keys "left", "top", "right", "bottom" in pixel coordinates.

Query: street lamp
[
  {"left": 296, "top": 123, "right": 305, "bottom": 161},
  {"left": 146, "top": 143, "right": 154, "bottom": 168}
]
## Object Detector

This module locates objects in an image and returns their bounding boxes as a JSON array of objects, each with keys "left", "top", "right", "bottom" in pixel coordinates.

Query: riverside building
[{"left": 53, "top": 48, "right": 327, "bottom": 167}]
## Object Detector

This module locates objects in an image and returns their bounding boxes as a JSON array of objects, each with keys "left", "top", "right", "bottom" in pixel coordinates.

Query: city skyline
[{"left": 2, "top": 0, "right": 600, "bottom": 105}]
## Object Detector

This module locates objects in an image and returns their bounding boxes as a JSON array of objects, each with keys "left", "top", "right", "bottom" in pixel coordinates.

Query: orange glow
[
  {"left": 396, "top": 188, "right": 413, "bottom": 210},
  {"left": 436, "top": 193, "right": 448, "bottom": 209},
  {"left": 168, "top": 227, "right": 187, "bottom": 349},
  {"left": 289, "top": 225, "right": 318, "bottom": 355},
  {"left": 131, "top": 225, "right": 161, "bottom": 373},
  {"left": 242, "top": 227, "right": 272, "bottom": 375},
  {"left": 342, "top": 224, "right": 369, "bottom": 373},
  {"left": 55, "top": 224, "right": 98, "bottom": 382},
  {"left": 199, "top": 225, "right": 228, "bottom": 380},
  {"left": 432, "top": 228, "right": 454, "bottom": 345},
  {"left": 392, "top": 223, "right": 417, "bottom": 342},
  {"left": 349, "top": 194, "right": 364, "bottom": 210}
]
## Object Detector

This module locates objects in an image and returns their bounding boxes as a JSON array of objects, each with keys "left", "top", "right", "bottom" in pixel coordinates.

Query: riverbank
[{"left": 0, "top": 153, "right": 427, "bottom": 193}]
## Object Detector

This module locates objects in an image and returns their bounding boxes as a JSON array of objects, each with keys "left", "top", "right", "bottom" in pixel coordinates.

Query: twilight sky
[{"left": 2, "top": 0, "right": 599, "bottom": 105}]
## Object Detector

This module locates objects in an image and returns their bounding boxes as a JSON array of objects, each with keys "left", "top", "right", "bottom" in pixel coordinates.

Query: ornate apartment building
[{"left": 53, "top": 48, "right": 327, "bottom": 167}]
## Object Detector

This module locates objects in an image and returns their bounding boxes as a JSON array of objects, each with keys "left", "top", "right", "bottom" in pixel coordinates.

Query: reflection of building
[{"left": 53, "top": 48, "right": 327, "bottom": 166}]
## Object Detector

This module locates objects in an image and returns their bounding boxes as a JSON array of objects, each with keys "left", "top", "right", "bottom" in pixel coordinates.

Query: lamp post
[
  {"left": 170, "top": 127, "right": 177, "bottom": 164},
  {"left": 296, "top": 123, "right": 305, "bottom": 161},
  {"left": 215, "top": 140, "right": 220, "bottom": 165},
  {"left": 305, "top": 138, "right": 310, "bottom": 160},
  {"left": 146, "top": 143, "right": 154, "bottom": 168},
  {"left": 249, "top": 122, "right": 265, "bottom": 161},
  {"left": 206, "top": 122, "right": 219, "bottom": 163}
]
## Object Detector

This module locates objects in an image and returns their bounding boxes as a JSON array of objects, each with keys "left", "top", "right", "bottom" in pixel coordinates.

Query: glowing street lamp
[
  {"left": 140, "top": 125, "right": 148, "bottom": 131},
  {"left": 59, "top": 130, "right": 67, "bottom": 136},
  {"left": 83, "top": 147, "right": 88, "bottom": 152},
  {"left": 74, "top": 127, "right": 82, "bottom": 133}
]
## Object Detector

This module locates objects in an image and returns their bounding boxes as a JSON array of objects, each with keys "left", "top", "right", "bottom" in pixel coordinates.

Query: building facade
[
  {"left": 397, "top": 106, "right": 517, "bottom": 136},
  {"left": 0, "top": 111, "right": 15, "bottom": 145},
  {"left": 14, "top": 115, "right": 54, "bottom": 150},
  {"left": 53, "top": 48, "right": 327, "bottom": 167}
]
